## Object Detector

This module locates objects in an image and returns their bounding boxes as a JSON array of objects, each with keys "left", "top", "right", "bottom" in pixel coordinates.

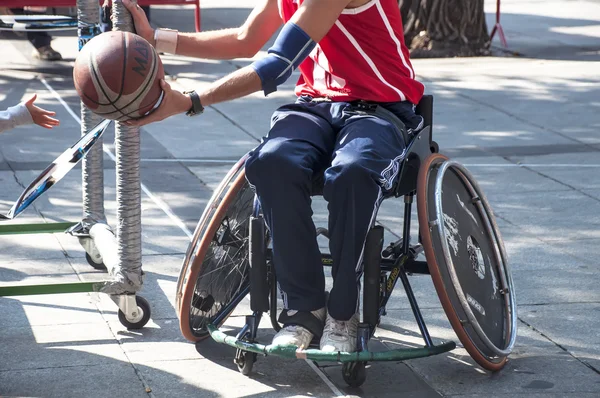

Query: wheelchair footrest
[{"left": 207, "top": 323, "right": 455, "bottom": 363}]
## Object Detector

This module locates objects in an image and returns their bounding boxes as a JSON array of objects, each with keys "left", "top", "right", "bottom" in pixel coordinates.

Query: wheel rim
[
  {"left": 175, "top": 154, "right": 249, "bottom": 316},
  {"left": 178, "top": 167, "right": 255, "bottom": 342},
  {"left": 127, "top": 306, "right": 145, "bottom": 324},
  {"left": 417, "top": 153, "right": 512, "bottom": 371}
]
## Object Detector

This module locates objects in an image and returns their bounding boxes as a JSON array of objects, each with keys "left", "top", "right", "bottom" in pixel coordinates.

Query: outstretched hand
[
  {"left": 24, "top": 94, "right": 60, "bottom": 129},
  {"left": 122, "top": 0, "right": 155, "bottom": 46},
  {"left": 124, "top": 79, "right": 192, "bottom": 127}
]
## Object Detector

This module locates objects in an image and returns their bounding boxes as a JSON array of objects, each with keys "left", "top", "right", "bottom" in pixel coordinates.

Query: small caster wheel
[
  {"left": 235, "top": 350, "right": 256, "bottom": 376},
  {"left": 342, "top": 362, "right": 366, "bottom": 388},
  {"left": 118, "top": 296, "right": 151, "bottom": 329},
  {"left": 430, "top": 140, "right": 440, "bottom": 154},
  {"left": 85, "top": 252, "right": 106, "bottom": 271}
]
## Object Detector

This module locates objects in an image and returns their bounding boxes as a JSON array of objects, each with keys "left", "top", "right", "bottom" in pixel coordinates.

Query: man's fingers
[
  {"left": 123, "top": 0, "right": 145, "bottom": 21},
  {"left": 159, "top": 79, "right": 171, "bottom": 92},
  {"left": 122, "top": 0, "right": 134, "bottom": 12},
  {"left": 42, "top": 110, "right": 56, "bottom": 117}
]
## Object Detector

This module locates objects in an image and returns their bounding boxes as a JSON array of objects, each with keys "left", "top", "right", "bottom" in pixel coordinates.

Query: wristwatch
[{"left": 183, "top": 90, "right": 204, "bottom": 116}]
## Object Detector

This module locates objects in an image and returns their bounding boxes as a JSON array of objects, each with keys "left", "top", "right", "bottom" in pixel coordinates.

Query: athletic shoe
[
  {"left": 271, "top": 307, "right": 326, "bottom": 349},
  {"left": 33, "top": 45, "right": 62, "bottom": 61},
  {"left": 320, "top": 312, "right": 359, "bottom": 353}
]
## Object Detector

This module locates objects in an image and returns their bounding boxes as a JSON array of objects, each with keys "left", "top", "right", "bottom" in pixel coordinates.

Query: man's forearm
[
  {"left": 176, "top": 29, "right": 254, "bottom": 60},
  {"left": 198, "top": 66, "right": 263, "bottom": 107}
]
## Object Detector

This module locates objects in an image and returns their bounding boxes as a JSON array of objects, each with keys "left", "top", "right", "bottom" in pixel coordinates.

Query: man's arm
[
  {"left": 123, "top": 0, "right": 281, "bottom": 60},
  {"left": 126, "top": 0, "right": 354, "bottom": 127},
  {"left": 176, "top": 0, "right": 282, "bottom": 59}
]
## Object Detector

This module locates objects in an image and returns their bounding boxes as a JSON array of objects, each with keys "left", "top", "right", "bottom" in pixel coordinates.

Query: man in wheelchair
[{"left": 124, "top": 0, "right": 424, "bottom": 353}]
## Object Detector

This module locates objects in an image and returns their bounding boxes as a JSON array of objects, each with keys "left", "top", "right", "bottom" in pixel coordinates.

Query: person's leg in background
[{"left": 9, "top": 8, "right": 62, "bottom": 61}]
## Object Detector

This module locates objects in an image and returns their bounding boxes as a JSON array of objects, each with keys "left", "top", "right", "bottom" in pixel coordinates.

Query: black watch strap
[{"left": 184, "top": 90, "right": 204, "bottom": 116}]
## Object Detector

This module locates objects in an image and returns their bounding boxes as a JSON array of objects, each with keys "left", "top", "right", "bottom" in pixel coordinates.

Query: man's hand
[
  {"left": 24, "top": 94, "right": 60, "bottom": 130},
  {"left": 122, "top": 0, "right": 155, "bottom": 46},
  {"left": 124, "top": 79, "right": 191, "bottom": 127}
]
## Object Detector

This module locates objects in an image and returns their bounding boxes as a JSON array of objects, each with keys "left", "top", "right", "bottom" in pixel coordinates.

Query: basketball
[{"left": 73, "top": 30, "right": 165, "bottom": 121}]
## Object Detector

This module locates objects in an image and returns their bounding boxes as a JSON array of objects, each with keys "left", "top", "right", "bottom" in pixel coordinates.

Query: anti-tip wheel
[
  {"left": 118, "top": 296, "right": 151, "bottom": 330},
  {"left": 235, "top": 350, "right": 255, "bottom": 376},
  {"left": 342, "top": 362, "right": 366, "bottom": 388},
  {"left": 85, "top": 252, "right": 107, "bottom": 271}
]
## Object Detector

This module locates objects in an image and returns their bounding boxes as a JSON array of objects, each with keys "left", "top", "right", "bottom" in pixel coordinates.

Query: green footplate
[{"left": 207, "top": 324, "right": 456, "bottom": 362}]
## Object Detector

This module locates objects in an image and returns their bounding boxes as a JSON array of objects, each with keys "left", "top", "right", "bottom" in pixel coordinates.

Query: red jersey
[{"left": 277, "top": 0, "right": 424, "bottom": 104}]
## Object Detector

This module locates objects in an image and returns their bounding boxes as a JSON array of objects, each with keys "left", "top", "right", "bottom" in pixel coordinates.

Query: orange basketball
[{"left": 73, "top": 31, "right": 165, "bottom": 121}]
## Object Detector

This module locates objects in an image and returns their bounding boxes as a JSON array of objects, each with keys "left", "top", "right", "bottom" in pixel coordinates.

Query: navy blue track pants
[{"left": 245, "top": 96, "right": 423, "bottom": 321}]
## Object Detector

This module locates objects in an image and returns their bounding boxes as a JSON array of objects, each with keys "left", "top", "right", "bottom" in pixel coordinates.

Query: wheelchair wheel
[
  {"left": 417, "top": 153, "right": 517, "bottom": 371},
  {"left": 177, "top": 155, "right": 255, "bottom": 342}
]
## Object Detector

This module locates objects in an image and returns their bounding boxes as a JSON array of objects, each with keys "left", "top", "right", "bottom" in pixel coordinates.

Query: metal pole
[
  {"left": 105, "top": 0, "right": 144, "bottom": 294},
  {"left": 73, "top": 0, "right": 108, "bottom": 266}
]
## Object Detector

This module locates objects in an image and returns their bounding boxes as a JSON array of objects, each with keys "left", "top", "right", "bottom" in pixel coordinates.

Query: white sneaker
[
  {"left": 320, "top": 313, "right": 359, "bottom": 353},
  {"left": 271, "top": 308, "right": 326, "bottom": 349}
]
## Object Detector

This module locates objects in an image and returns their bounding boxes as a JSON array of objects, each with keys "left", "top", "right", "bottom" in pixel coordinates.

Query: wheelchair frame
[{"left": 175, "top": 95, "right": 516, "bottom": 388}]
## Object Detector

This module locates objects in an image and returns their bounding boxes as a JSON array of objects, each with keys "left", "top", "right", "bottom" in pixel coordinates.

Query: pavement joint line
[
  {"left": 39, "top": 77, "right": 194, "bottom": 240},
  {"left": 304, "top": 358, "right": 346, "bottom": 397},
  {"left": 207, "top": 104, "right": 262, "bottom": 143},
  {"left": 420, "top": 74, "right": 600, "bottom": 151},
  {"left": 519, "top": 301, "right": 600, "bottom": 307},
  {"left": 39, "top": 76, "right": 348, "bottom": 397},
  {"left": 516, "top": 162, "right": 600, "bottom": 205},
  {"left": 518, "top": 317, "right": 600, "bottom": 376},
  {"left": 479, "top": 96, "right": 599, "bottom": 149},
  {"left": 0, "top": 363, "right": 120, "bottom": 373}
]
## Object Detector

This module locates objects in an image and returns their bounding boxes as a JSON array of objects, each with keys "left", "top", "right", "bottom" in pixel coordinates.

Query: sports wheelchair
[{"left": 174, "top": 95, "right": 517, "bottom": 388}]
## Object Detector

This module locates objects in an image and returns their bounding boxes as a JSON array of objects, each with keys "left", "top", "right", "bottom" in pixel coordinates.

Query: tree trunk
[{"left": 398, "top": 0, "right": 491, "bottom": 58}]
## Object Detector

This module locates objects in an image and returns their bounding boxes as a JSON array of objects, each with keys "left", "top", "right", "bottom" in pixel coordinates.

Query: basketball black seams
[
  {"left": 85, "top": 33, "right": 159, "bottom": 120},
  {"left": 82, "top": 33, "right": 128, "bottom": 107},
  {"left": 90, "top": 48, "right": 159, "bottom": 120}
]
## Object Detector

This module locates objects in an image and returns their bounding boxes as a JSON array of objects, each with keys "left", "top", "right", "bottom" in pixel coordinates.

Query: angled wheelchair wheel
[
  {"left": 177, "top": 155, "right": 255, "bottom": 342},
  {"left": 417, "top": 153, "right": 517, "bottom": 371}
]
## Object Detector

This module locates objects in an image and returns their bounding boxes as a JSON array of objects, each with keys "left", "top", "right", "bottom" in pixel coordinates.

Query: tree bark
[{"left": 398, "top": 0, "right": 491, "bottom": 58}]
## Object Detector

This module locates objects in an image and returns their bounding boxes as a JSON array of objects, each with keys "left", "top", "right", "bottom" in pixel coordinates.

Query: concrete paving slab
[
  {"left": 188, "top": 163, "right": 243, "bottom": 191},
  {"left": 0, "top": 322, "right": 129, "bottom": 372},
  {"left": 511, "top": 268, "right": 600, "bottom": 305},
  {"left": 548, "top": 237, "right": 600, "bottom": 266},
  {"left": 321, "top": 359, "right": 442, "bottom": 398},
  {"left": 377, "top": 308, "right": 600, "bottom": 397},
  {"left": 501, "top": 153, "right": 600, "bottom": 191},
  {"left": 143, "top": 109, "right": 258, "bottom": 160},
  {"left": 490, "top": 190, "right": 600, "bottom": 241},
  {"left": 141, "top": 163, "right": 208, "bottom": 193},
  {"left": 134, "top": 355, "right": 336, "bottom": 398},
  {"left": 0, "top": 232, "right": 69, "bottom": 262},
  {"left": 0, "top": 257, "right": 80, "bottom": 286},
  {"left": 0, "top": 363, "right": 148, "bottom": 398},
  {"left": 457, "top": 164, "right": 572, "bottom": 197},
  {"left": 520, "top": 303, "right": 600, "bottom": 372},
  {"left": 0, "top": 293, "right": 104, "bottom": 328}
]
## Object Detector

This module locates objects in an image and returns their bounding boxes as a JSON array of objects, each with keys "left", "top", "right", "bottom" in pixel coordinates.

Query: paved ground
[{"left": 1, "top": 0, "right": 600, "bottom": 397}]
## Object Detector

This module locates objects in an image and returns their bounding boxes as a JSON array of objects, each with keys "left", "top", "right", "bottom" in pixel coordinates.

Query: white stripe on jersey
[
  {"left": 334, "top": 20, "right": 406, "bottom": 102},
  {"left": 375, "top": 0, "right": 415, "bottom": 79}
]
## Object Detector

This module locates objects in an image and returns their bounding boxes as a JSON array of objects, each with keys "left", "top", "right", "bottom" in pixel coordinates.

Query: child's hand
[{"left": 24, "top": 94, "right": 60, "bottom": 129}]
